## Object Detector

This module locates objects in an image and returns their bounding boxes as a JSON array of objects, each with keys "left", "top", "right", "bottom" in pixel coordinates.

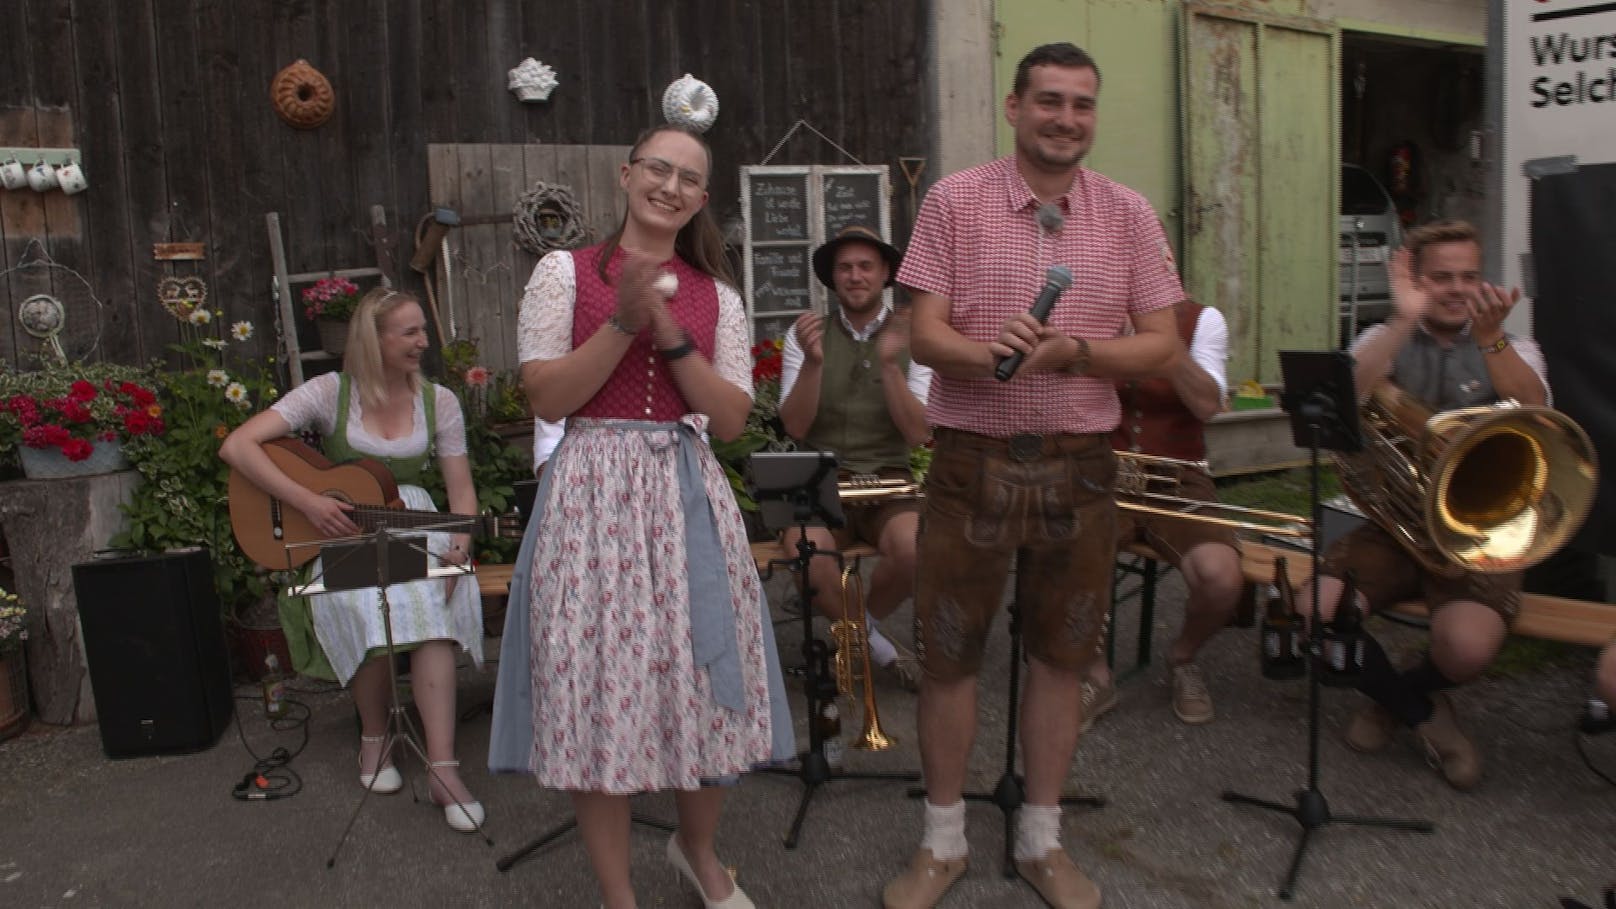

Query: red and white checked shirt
[{"left": 898, "top": 156, "right": 1185, "bottom": 437}]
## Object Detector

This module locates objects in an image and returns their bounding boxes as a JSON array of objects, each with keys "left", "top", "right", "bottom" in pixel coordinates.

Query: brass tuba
[
  {"left": 829, "top": 559, "right": 897, "bottom": 751},
  {"left": 1334, "top": 383, "right": 1598, "bottom": 576}
]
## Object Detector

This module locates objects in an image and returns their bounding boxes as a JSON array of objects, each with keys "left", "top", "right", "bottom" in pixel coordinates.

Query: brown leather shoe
[
  {"left": 1415, "top": 692, "right": 1482, "bottom": 790},
  {"left": 1014, "top": 848, "right": 1101, "bottom": 909},
  {"left": 1344, "top": 701, "right": 1397, "bottom": 753},
  {"left": 882, "top": 848, "right": 966, "bottom": 909}
]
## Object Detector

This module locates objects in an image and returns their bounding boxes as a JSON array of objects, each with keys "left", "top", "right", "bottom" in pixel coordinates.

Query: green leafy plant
[
  {"left": 114, "top": 314, "right": 282, "bottom": 615},
  {"left": 422, "top": 339, "right": 535, "bottom": 564},
  {"left": 710, "top": 337, "right": 795, "bottom": 512},
  {"left": 0, "top": 360, "right": 162, "bottom": 466},
  {"left": 0, "top": 587, "right": 25, "bottom": 656}
]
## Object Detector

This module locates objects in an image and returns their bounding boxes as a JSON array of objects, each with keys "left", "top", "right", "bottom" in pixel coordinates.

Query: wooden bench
[
  {"left": 1238, "top": 540, "right": 1616, "bottom": 647},
  {"left": 476, "top": 562, "right": 515, "bottom": 598}
]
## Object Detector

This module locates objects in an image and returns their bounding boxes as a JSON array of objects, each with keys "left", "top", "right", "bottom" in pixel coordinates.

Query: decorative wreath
[
  {"left": 270, "top": 59, "right": 335, "bottom": 130},
  {"left": 513, "top": 181, "right": 588, "bottom": 255},
  {"left": 662, "top": 73, "right": 719, "bottom": 133}
]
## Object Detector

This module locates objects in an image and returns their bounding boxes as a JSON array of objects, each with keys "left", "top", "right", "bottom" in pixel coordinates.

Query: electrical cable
[{"left": 229, "top": 694, "right": 311, "bottom": 802}]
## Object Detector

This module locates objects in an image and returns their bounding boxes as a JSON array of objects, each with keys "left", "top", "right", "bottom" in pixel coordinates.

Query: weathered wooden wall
[{"left": 0, "top": 0, "right": 931, "bottom": 373}]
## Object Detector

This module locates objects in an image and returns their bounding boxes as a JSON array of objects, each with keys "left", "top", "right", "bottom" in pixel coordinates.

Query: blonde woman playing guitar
[{"left": 220, "top": 288, "right": 485, "bottom": 833}]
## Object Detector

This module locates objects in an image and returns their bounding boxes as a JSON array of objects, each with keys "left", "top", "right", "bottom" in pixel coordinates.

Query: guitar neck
[{"left": 349, "top": 505, "right": 483, "bottom": 536}]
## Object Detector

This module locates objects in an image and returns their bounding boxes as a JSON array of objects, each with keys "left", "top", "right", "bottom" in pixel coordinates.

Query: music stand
[
  {"left": 1221, "top": 350, "right": 1432, "bottom": 899},
  {"left": 751, "top": 451, "right": 920, "bottom": 849},
  {"left": 290, "top": 521, "right": 493, "bottom": 867}
]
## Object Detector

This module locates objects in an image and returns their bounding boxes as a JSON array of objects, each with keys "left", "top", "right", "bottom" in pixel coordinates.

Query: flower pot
[
  {"left": 316, "top": 319, "right": 349, "bottom": 358},
  {"left": 0, "top": 651, "right": 30, "bottom": 742},
  {"left": 18, "top": 439, "right": 131, "bottom": 479},
  {"left": 230, "top": 619, "right": 294, "bottom": 683}
]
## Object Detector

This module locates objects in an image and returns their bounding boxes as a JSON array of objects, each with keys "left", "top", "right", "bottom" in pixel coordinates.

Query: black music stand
[
  {"left": 905, "top": 548, "right": 1105, "bottom": 879},
  {"left": 752, "top": 451, "right": 920, "bottom": 849},
  {"left": 1221, "top": 350, "right": 1432, "bottom": 899},
  {"left": 291, "top": 521, "right": 492, "bottom": 867}
]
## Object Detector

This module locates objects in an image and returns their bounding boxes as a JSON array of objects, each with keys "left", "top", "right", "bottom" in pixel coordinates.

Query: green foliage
[
  {"left": 1216, "top": 466, "right": 1342, "bottom": 516},
  {"left": 114, "top": 318, "right": 282, "bottom": 615},
  {"left": 421, "top": 339, "right": 538, "bottom": 564}
]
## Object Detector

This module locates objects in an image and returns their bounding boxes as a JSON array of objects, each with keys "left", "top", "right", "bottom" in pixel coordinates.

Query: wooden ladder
[{"left": 265, "top": 206, "right": 395, "bottom": 387}]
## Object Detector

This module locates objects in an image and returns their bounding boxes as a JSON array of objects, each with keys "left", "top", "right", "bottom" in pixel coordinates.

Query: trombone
[{"left": 1114, "top": 451, "right": 1313, "bottom": 540}]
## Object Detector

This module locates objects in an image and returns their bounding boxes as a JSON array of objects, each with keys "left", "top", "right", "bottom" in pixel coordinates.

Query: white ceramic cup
[
  {"left": 55, "top": 161, "right": 87, "bottom": 195},
  {"left": 0, "top": 159, "right": 25, "bottom": 191},
  {"left": 26, "top": 160, "right": 57, "bottom": 192}
]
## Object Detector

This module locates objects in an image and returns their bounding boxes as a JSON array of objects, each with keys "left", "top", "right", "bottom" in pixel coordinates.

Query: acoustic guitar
[{"left": 228, "top": 437, "right": 520, "bottom": 570}]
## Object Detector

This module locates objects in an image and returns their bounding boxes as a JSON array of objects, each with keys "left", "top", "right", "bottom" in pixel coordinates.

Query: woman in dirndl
[
  {"left": 489, "top": 124, "right": 791, "bottom": 908},
  {"left": 221, "top": 288, "right": 486, "bottom": 833}
]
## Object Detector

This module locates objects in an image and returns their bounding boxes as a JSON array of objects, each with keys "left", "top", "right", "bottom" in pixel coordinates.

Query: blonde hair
[
  {"left": 343, "top": 287, "right": 420, "bottom": 411},
  {"left": 1405, "top": 220, "right": 1481, "bottom": 275}
]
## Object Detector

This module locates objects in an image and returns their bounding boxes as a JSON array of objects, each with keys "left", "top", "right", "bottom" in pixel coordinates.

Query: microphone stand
[{"left": 1220, "top": 375, "right": 1432, "bottom": 900}]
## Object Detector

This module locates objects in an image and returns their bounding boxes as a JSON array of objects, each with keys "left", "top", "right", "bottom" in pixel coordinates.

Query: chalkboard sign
[
  {"left": 748, "top": 174, "right": 810, "bottom": 242},
  {"left": 823, "top": 173, "right": 882, "bottom": 237},
  {"left": 751, "top": 246, "right": 814, "bottom": 313},
  {"left": 741, "top": 165, "right": 890, "bottom": 337}
]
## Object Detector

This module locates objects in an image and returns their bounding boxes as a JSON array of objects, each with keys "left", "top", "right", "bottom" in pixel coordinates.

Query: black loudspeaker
[{"left": 72, "top": 549, "right": 234, "bottom": 758}]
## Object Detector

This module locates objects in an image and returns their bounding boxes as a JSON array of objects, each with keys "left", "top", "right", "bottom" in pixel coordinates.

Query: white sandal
[
  {"left": 357, "top": 734, "right": 402, "bottom": 794},
  {"left": 428, "top": 760, "right": 485, "bottom": 833}
]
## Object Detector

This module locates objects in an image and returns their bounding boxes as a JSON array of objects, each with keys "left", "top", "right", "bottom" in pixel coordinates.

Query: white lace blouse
[
  {"left": 270, "top": 371, "right": 468, "bottom": 460},
  {"left": 516, "top": 250, "right": 754, "bottom": 397}
]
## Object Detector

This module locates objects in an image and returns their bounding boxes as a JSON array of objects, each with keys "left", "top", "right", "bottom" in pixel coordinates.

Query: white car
[{"left": 1339, "top": 163, "right": 1402, "bottom": 335}]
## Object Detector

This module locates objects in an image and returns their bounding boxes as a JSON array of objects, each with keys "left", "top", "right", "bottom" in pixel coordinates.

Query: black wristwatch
[{"left": 657, "top": 332, "right": 697, "bottom": 361}]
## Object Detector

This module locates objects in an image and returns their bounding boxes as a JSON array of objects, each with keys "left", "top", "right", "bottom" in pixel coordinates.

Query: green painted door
[{"left": 1180, "top": 3, "right": 1338, "bottom": 386}]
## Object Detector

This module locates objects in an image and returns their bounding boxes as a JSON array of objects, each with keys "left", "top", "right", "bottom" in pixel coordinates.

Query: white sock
[
  {"left": 867, "top": 625, "right": 898, "bottom": 667},
  {"left": 920, "top": 799, "right": 968, "bottom": 860},
  {"left": 1014, "top": 804, "right": 1062, "bottom": 861}
]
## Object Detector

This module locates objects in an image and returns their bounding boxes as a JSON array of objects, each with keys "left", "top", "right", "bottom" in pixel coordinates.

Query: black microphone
[{"left": 994, "top": 265, "right": 1074, "bottom": 382}]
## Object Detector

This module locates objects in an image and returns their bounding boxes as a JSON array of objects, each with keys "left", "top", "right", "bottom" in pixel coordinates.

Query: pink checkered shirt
[{"left": 898, "top": 156, "right": 1184, "bottom": 437}]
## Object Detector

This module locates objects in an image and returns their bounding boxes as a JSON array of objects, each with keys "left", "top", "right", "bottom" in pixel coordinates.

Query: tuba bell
[{"left": 1334, "top": 382, "right": 1599, "bottom": 576}]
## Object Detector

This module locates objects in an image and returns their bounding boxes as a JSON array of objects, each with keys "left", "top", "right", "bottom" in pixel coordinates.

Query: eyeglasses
[{"left": 631, "top": 156, "right": 707, "bottom": 193}]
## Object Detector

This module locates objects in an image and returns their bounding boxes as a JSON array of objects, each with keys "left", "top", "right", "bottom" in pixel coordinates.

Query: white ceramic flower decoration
[
  {"left": 508, "top": 57, "right": 558, "bottom": 103},
  {"left": 662, "top": 73, "right": 719, "bottom": 133}
]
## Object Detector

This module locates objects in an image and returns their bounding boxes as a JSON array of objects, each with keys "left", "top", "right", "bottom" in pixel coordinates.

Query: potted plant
[
  {"left": 0, "top": 360, "right": 165, "bottom": 479},
  {"left": 301, "top": 276, "right": 362, "bottom": 357},
  {"left": 710, "top": 336, "right": 795, "bottom": 540},
  {"left": 114, "top": 308, "right": 284, "bottom": 675},
  {"left": 0, "top": 585, "right": 28, "bottom": 740}
]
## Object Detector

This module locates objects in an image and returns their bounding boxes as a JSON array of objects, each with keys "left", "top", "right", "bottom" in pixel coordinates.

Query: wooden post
[{"left": 0, "top": 471, "right": 140, "bottom": 725}]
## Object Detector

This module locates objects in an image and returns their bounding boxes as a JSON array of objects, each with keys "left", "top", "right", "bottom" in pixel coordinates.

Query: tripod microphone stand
[
  {"left": 752, "top": 451, "right": 919, "bottom": 849},
  {"left": 1221, "top": 351, "right": 1433, "bottom": 900},
  {"left": 301, "top": 521, "right": 492, "bottom": 867},
  {"left": 906, "top": 549, "right": 1104, "bottom": 879}
]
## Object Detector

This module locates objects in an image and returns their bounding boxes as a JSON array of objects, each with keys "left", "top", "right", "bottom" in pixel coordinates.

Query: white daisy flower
[
  {"left": 202, "top": 338, "right": 227, "bottom": 351},
  {"left": 231, "top": 321, "right": 254, "bottom": 341},
  {"left": 224, "top": 382, "right": 249, "bottom": 408},
  {"left": 188, "top": 308, "right": 212, "bottom": 325},
  {"left": 206, "top": 369, "right": 230, "bottom": 387}
]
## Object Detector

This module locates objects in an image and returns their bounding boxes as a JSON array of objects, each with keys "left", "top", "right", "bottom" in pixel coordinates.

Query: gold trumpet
[
  {"left": 829, "top": 557, "right": 897, "bottom": 751},
  {"left": 1114, "top": 450, "right": 1313, "bottom": 540}
]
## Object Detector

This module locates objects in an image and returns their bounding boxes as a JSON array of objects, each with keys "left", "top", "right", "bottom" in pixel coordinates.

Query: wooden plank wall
[
  {"left": 425, "top": 143, "right": 628, "bottom": 374},
  {"left": 0, "top": 0, "right": 931, "bottom": 377}
]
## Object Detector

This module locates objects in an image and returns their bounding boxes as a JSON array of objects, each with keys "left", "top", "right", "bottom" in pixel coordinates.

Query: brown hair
[
  {"left": 343, "top": 287, "right": 422, "bottom": 411},
  {"left": 596, "top": 124, "right": 737, "bottom": 289},
  {"left": 1404, "top": 219, "right": 1481, "bottom": 274},
  {"left": 1012, "top": 42, "right": 1102, "bottom": 96}
]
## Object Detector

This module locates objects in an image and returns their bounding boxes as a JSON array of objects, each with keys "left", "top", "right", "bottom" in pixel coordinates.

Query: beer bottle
[
  {"left": 1321, "top": 570, "right": 1366, "bottom": 686},
  {"left": 1260, "top": 557, "right": 1305, "bottom": 680},
  {"left": 261, "top": 653, "right": 288, "bottom": 720}
]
